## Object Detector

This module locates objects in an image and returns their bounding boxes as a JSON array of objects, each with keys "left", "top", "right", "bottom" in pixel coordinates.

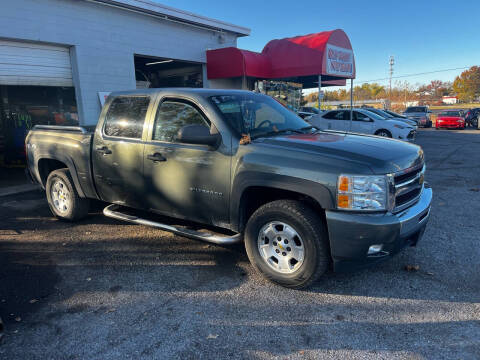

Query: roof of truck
[{"left": 109, "top": 88, "right": 261, "bottom": 98}]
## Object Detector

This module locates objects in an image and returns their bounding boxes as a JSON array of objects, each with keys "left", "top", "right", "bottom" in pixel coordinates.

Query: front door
[
  {"left": 352, "top": 111, "right": 374, "bottom": 134},
  {"left": 92, "top": 95, "right": 153, "bottom": 208},
  {"left": 143, "top": 99, "right": 230, "bottom": 226}
]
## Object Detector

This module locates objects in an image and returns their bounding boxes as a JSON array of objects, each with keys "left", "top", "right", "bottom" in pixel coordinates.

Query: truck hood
[
  {"left": 437, "top": 116, "right": 463, "bottom": 121},
  {"left": 404, "top": 112, "right": 427, "bottom": 118},
  {"left": 256, "top": 131, "right": 424, "bottom": 174}
]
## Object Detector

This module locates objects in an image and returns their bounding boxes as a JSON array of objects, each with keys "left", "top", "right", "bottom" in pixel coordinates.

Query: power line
[{"left": 357, "top": 66, "right": 471, "bottom": 84}]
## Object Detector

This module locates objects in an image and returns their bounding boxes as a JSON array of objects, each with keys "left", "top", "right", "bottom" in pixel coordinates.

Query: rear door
[
  {"left": 142, "top": 97, "right": 230, "bottom": 225},
  {"left": 92, "top": 95, "right": 154, "bottom": 208}
]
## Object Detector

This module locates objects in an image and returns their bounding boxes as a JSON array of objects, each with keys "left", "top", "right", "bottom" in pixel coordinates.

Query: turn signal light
[
  {"left": 338, "top": 175, "right": 350, "bottom": 192},
  {"left": 337, "top": 194, "right": 351, "bottom": 209}
]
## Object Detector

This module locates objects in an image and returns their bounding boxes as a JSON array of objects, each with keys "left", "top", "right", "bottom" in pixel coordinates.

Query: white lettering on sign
[{"left": 326, "top": 44, "right": 354, "bottom": 77}]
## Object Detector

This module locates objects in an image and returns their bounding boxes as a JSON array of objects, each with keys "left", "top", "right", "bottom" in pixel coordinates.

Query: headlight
[
  {"left": 394, "top": 124, "right": 405, "bottom": 129},
  {"left": 337, "top": 175, "right": 394, "bottom": 211}
]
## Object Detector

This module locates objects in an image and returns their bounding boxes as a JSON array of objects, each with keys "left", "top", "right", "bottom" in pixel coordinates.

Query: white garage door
[{"left": 0, "top": 40, "right": 73, "bottom": 87}]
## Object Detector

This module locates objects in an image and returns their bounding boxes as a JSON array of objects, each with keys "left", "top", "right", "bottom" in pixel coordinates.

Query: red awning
[{"left": 207, "top": 29, "right": 355, "bottom": 86}]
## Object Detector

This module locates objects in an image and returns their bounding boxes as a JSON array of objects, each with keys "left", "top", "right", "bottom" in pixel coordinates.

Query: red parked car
[{"left": 436, "top": 110, "right": 465, "bottom": 130}]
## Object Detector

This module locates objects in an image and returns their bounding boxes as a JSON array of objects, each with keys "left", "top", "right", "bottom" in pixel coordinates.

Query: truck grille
[{"left": 393, "top": 164, "right": 424, "bottom": 212}]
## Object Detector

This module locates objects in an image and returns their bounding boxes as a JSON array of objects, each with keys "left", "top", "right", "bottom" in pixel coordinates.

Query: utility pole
[{"left": 389, "top": 55, "right": 394, "bottom": 109}]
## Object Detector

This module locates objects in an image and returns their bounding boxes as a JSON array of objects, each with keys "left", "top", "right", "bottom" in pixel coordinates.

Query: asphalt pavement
[{"left": 0, "top": 128, "right": 479, "bottom": 359}]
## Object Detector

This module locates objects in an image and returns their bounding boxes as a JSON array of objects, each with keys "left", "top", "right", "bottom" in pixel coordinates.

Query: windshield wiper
[
  {"left": 251, "top": 128, "right": 306, "bottom": 140},
  {"left": 251, "top": 126, "right": 319, "bottom": 140}
]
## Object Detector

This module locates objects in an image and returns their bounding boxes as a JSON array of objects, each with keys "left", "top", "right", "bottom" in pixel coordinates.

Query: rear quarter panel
[{"left": 26, "top": 130, "right": 97, "bottom": 199}]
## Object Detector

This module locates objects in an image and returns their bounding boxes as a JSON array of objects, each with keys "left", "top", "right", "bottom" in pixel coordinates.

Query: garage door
[{"left": 0, "top": 40, "right": 73, "bottom": 87}]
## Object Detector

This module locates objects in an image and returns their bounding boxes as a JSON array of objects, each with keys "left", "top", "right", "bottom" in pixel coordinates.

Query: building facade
[{"left": 0, "top": 0, "right": 249, "bottom": 167}]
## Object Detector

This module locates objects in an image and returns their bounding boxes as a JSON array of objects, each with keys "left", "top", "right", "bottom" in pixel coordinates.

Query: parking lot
[{"left": 0, "top": 129, "right": 479, "bottom": 359}]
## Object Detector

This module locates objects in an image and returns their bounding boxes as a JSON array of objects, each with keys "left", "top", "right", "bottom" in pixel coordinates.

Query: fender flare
[
  {"left": 35, "top": 154, "right": 86, "bottom": 198},
  {"left": 230, "top": 171, "right": 334, "bottom": 231}
]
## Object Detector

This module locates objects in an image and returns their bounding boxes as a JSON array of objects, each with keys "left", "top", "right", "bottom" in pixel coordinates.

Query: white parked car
[{"left": 307, "top": 109, "right": 416, "bottom": 142}]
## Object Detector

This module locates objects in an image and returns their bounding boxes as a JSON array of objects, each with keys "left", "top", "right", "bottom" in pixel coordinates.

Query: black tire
[
  {"left": 375, "top": 129, "right": 392, "bottom": 138},
  {"left": 46, "top": 168, "right": 89, "bottom": 221},
  {"left": 244, "top": 200, "right": 329, "bottom": 289}
]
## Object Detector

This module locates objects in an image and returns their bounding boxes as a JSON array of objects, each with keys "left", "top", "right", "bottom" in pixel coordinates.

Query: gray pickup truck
[
  {"left": 26, "top": 88, "right": 432, "bottom": 288},
  {"left": 403, "top": 106, "right": 433, "bottom": 128}
]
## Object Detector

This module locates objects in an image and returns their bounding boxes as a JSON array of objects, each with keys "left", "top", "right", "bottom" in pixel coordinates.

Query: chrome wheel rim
[
  {"left": 257, "top": 221, "right": 304, "bottom": 274},
  {"left": 51, "top": 179, "right": 70, "bottom": 214},
  {"left": 378, "top": 131, "right": 389, "bottom": 137}
]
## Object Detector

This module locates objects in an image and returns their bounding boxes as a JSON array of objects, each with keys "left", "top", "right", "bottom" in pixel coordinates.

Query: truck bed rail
[{"left": 33, "top": 125, "right": 90, "bottom": 134}]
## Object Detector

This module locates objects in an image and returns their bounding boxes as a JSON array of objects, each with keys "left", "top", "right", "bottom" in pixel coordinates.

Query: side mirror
[{"left": 177, "top": 124, "right": 220, "bottom": 147}]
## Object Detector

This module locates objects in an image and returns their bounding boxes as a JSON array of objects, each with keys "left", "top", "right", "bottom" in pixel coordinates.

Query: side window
[
  {"left": 104, "top": 96, "right": 150, "bottom": 138},
  {"left": 334, "top": 111, "right": 347, "bottom": 120},
  {"left": 323, "top": 111, "right": 337, "bottom": 119},
  {"left": 354, "top": 111, "right": 369, "bottom": 121},
  {"left": 153, "top": 101, "right": 209, "bottom": 143}
]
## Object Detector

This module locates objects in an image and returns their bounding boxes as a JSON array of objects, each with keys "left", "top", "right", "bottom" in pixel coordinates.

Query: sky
[{"left": 158, "top": 0, "right": 479, "bottom": 90}]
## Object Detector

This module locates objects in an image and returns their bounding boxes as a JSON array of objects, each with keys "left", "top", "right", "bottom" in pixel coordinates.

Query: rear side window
[
  {"left": 104, "top": 96, "right": 150, "bottom": 138},
  {"left": 322, "top": 111, "right": 338, "bottom": 119}
]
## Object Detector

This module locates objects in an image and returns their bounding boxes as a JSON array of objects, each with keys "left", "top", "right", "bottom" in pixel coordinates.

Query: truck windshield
[
  {"left": 210, "top": 94, "right": 311, "bottom": 138},
  {"left": 439, "top": 111, "right": 461, "bottom": 116}
]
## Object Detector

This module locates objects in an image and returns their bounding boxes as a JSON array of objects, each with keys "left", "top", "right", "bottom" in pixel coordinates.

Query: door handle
[
  {"left": 147, "top": 153, "right": 167, "bottom": 162},
  {"left": 96, "top": 145, "right": 112, "bottom": 154}
]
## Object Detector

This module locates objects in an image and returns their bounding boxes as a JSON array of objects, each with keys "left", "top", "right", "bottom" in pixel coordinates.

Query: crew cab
[
  {"left": 26, "top": 89, "right": 432, "bottom": 289},
  {"left": 308, "top": 109, "right": 416, "bottom": 141}
]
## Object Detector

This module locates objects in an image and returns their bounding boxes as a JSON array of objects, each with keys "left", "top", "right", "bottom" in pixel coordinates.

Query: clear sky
[{"left": 158, "top": 0, "right": 479, "bottom": 89}]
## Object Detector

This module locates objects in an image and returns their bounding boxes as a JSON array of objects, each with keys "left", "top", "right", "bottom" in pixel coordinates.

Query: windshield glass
[
  {"left": 368, "top": 108, "right": 393, "bottom": 118},
  {"left": 405, "top": 107, "right": 427, "bottom": 113},
  {"left": 362, "top": 110, "right": 387, "bottom": 120},
  {"left": 375, "top": 109, "right": 394, "bottom": 118},
  {"left": 210, "top": 94, "right": 311, "bottom": 137},
  {"left": 440, "top": 111, "right": 461, "bottom": 117}
]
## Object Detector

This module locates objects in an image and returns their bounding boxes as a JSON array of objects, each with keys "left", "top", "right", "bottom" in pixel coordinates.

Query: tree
[
  {"left": 453, "top": 66, "right": 480, "bottom": 103},
  {"left": 369, "top": 83, "right": 384, "bottom": 100}
]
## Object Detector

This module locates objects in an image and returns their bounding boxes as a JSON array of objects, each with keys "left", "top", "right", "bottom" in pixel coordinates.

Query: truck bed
[{"left": 25, "top": 125, "right": 98, "bottom": 199}]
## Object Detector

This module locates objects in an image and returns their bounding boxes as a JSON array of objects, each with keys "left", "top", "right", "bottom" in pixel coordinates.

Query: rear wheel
[
  {"left": 244, "top": 200, "right": 329, "bottom": 289},
  {"left": 46, "top": 169, "right": 89, "bottom": 221},
  {"left": 375, "top": 129, "right": 392, "bottom": 138}
]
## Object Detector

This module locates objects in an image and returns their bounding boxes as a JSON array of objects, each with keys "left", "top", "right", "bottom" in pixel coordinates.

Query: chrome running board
[{"left": 103, "top": 204, "right": 242, "bottom": 245}]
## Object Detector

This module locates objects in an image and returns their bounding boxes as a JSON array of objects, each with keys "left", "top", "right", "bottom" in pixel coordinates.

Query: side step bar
[{"left": 103, "top": 204, "right": 242, "bottom": 245}]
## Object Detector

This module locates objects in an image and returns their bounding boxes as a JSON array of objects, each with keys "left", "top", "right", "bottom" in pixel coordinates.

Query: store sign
[
  {"left": 326, "top": 44, "right": 354, "bottom": 77},
  {"left": 98, "top": 92, "right": 111, "bottom": 106}
]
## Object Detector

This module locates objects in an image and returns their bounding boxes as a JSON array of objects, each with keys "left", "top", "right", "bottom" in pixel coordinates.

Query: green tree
[
  {"left": 453, "top": 66, "right": 480, "bottom": 102},
  {"left": 369, "top": 83, "right": 384, "bottom": 100}
]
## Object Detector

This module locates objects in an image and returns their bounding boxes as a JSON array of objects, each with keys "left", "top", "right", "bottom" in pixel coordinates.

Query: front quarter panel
[{"left": 229, "top": 141, "right": 374, "bottom": 231}]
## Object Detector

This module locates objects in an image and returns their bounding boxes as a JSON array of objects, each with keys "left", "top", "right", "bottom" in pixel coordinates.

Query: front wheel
[
  {"left": 375, "top": 129, "right": 392, "bottom": 138},
  {"left": 244, "top": 200, "right": 329, "bottom": 289},
  {"left": 46, "top": 169, "right": 90, "bottom": 221}
]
